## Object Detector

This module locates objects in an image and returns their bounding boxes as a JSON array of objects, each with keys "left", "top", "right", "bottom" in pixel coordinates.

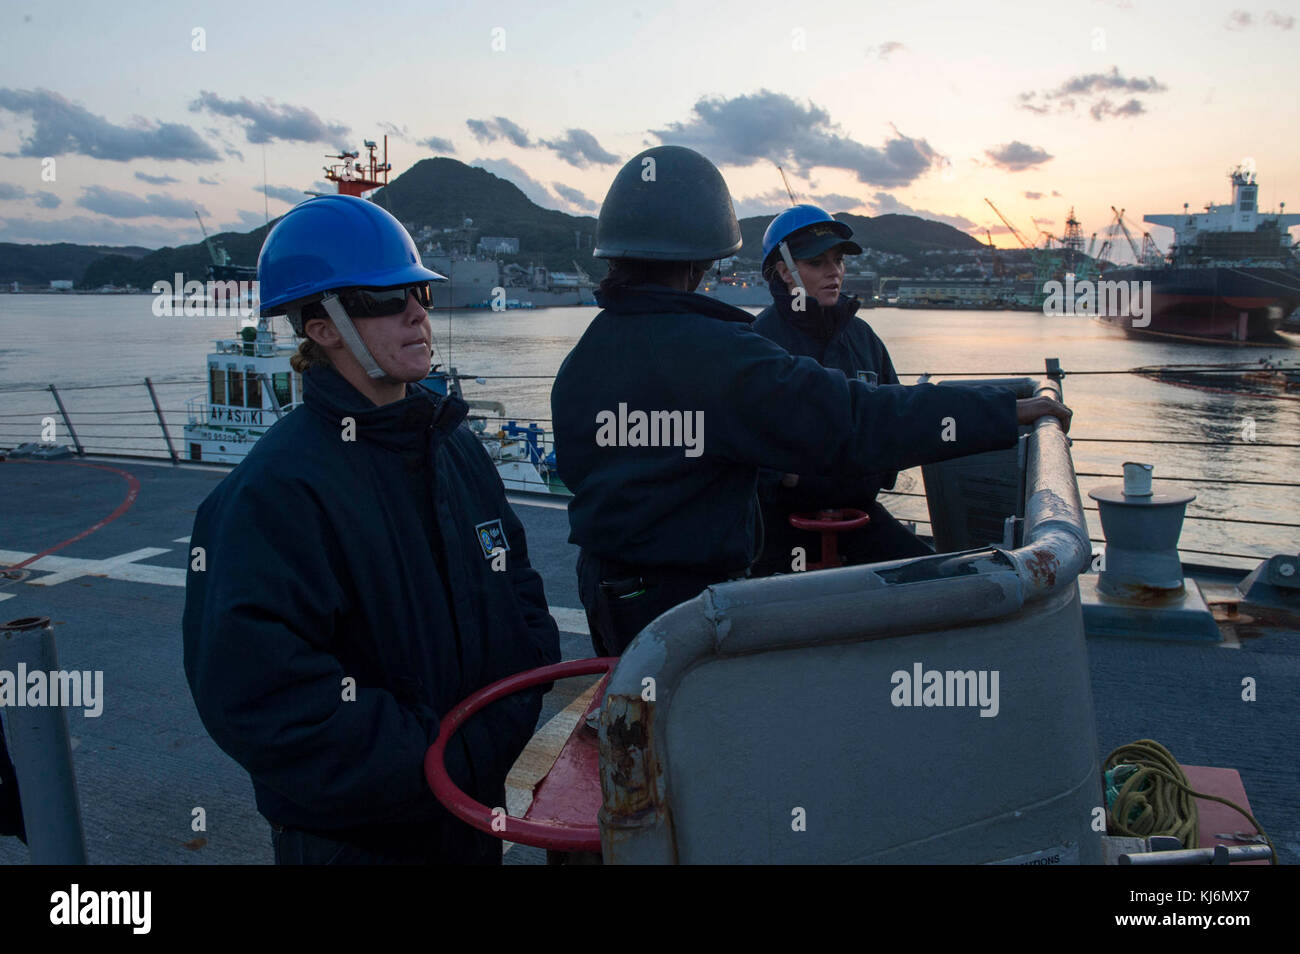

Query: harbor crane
[
  {"left": 194, "top": 210, "right": 230, "bottom": 267},
  {"left": 1110, "top": 206, "right": 1143, "bottom": 263},
  {"left": 984, "top": 229, "right": 1006, "bottom": 278},
  {"left": 984, "top": 198, "right": 1034, "bottom": 250}
]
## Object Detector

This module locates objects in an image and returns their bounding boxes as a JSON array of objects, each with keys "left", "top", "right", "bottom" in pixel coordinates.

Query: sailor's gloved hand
[{"left": 1016, "top": 396, "right": 1072, "bottom": 433}]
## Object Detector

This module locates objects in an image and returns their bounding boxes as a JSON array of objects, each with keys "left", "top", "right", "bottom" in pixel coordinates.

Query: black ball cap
[{"left": 786, "top": 221, "right": 863, "bottom": 260}]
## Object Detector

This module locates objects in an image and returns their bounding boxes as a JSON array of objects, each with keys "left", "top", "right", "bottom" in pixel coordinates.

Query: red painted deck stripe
[{"left": 2, "top": 460, "right": 142, "bottom": 572}]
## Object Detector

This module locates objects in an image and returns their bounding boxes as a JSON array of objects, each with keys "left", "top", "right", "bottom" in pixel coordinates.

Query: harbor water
[{"left": 0, "top": 293, "right": 1296, "bottom": 567}]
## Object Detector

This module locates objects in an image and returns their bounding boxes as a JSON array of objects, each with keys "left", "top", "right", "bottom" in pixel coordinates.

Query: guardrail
[{"left": 1, "top": 363, "right": 1296, "bottom": 564}]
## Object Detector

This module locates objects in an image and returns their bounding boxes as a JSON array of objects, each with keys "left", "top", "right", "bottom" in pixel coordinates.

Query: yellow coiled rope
[{"left": 1104, "top": 739, "right": 1277, "bottom": 864}]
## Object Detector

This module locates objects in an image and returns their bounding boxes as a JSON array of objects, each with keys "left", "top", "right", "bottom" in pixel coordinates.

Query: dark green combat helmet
[{"left": 593, "top": 146, "right": 742, "bottom": 261}]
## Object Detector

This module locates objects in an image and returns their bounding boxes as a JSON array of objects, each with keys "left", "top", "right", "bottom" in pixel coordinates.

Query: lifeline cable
[{"left": 1104, "top": 739, "right": 1277, "bottom": 864}]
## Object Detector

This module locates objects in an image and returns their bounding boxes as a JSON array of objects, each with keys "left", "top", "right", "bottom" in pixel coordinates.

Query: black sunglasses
[{"left": 335, "top": 283, "right": 432, "bottom": 317}]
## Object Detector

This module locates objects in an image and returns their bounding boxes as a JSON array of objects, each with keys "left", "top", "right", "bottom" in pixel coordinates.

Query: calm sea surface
[{"left": 1, "top": 293, "right": 1296, "bottom": 567}]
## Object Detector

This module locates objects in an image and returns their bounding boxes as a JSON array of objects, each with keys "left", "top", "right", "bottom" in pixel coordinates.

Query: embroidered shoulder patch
[{"left": 474, "top": 518, "right": 510, "bottom": 559}]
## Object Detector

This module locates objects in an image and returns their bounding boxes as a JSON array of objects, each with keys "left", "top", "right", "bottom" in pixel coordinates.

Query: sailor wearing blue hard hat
[
  {"left": 255, "top": 193, "right": 448, "bottom": 401},
  {"left": 551, "top": 150, "right": 1071, "bottom": 657},
  {"left": 760, "top": 204, "right": 863, "bottom": 308},
  {"left": 751, "top": 204, "right": 933, "bottom": 575},
  {"left": 184, "top": 194, "right": 560, "bottom": 864}
]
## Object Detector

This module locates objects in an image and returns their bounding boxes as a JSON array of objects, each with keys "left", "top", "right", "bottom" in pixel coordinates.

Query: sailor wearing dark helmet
[
  {"left": 749, "top": 204, "right": 933, "bottom": 576},
  {"left": 183, "top": 194, "right": 560, "bottom": 865},
  {"left": 550, "top": 146, "right": 1072, "bottom": 657}
]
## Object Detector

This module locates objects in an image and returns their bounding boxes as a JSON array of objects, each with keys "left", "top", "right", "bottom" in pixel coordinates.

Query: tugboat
[
  {"left": 182, "top": 319, "right": 299, "bottom": 463},
  {"left": 1100, "top": 163, "right": 1300, "bottom": 342}
]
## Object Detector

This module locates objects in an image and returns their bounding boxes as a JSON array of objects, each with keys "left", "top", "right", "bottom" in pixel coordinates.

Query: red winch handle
[
  {"left": 788, "top": 508, "right": 872, "bottom": 532},
  {"left": 423, "top": 657, "right": 618, "bottom": 853}
]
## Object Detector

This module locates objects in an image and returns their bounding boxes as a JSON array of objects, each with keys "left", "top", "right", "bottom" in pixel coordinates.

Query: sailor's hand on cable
[{"left": 1016, "top": 396, "right": 1072, "bottom": 433}]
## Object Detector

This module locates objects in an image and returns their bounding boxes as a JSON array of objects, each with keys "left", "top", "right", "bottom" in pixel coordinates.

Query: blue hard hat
[
  {"left": 257, "top": 194, "right": 446, "bottom": 316},
  {"left": 761, "top": 204, "right": 862, "bottom": 276}
]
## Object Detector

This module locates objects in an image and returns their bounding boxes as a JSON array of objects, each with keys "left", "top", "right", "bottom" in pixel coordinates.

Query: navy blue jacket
[
  {"left": 752, "top": 278, "right": 900, "bottom": 511},
  {"left": 551, "top": 284, "right": 1019, "bottom": 573},
  {"left": 183, "top": 364, "right": 560, "bottom": 854}
]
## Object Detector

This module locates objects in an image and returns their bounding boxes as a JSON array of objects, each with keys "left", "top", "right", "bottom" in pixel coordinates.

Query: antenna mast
[{"left": 776, "top": 166, "right": 799, "bottom": 205}]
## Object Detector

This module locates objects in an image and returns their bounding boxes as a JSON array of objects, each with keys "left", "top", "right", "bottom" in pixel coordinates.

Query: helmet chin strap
[
  {"left": 320, "top": 293, "right": 389, "bottom": 380},
  {"left": 778, "top": 242, "right": 805, "bottom": 292}
]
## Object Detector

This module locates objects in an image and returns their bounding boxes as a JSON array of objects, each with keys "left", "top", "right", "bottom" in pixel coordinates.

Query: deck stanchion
[
  {"left": 47, "top": 385, "right": 84, "bottom": 456},
  {"left": 0, "top": 617, "right": 89, "bottom": 864},
  {"left": 144, "top": 377, "right": 179, "bottom": 463}
]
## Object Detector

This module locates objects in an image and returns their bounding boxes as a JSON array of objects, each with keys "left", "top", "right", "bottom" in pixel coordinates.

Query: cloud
[
  {"left": 539, "top": 128, "right": 619, "bottom": 168},
  {"left": 1056, "top": 69, "right": 1166, "bottom": 97},
  {"left": 985, "top": 141, "right": 1054, "bottom": 171},
  {"left": 732, "top": 188, "right": 866, "bottom": 219},
  {"left": 77, "top": 185, "right": 205, "bottom": 219},
  {"left": 0, "top": 87, "right": 220, "bottom": 162},
  {"left": 1089, "top": 97, "right": 1145, "bottom": 120},
  {"left": 225, "top": 146, "right": 245, "bottom": 161},
  {"left": 1265, "top": 10, "right": 1295, "bottom": 29},
  {"left": 651, "top": 90, "right": 940, "bottom": 188},
  {"left": 218, "top": 209, "right": 269, "bottom": 232},
  {"left": 0, "top": 213, "right": 192, "bottom": 247},
  {"left": 0, "top": 184, "right": 60, "bottom": 208},
  {"left": 1024, "top": 191, "right": 1043, "bottom": 200},
  {"left": 258, "top": 183, "right": 308, "bottom": 204},
  {"left": 1052, "top": 190, "right": 1062, "bottom": 197},
  {"left": 0, "top": 183, "right": 60, "bottom": 210},
  {"left": 309, "top": 180, "right": 332, "bottom": 193},
  {"left": 421, "top": 135, "right": 455, "bottom": 153},
  {"left": 466, "top": 116, "right": 532, "bottom": 148},
  {"left": 378, "top": 121, "right": 408, "bottom": 140},
  {"left": 198, "top": 176, "right": 220, "bottom": 185},
  {"left": 469, "top": 157, "right": 561, "bottom": 210},
  {"left": 1226, "top": 9, "right": 1252, "bottom": 29},
  {"left": 867, "top": 192, "right": 977, "bottom": 230},
  {"left": 465, "top": 119, "right": 616, "bottom": 168},
  {"left": 190, "top": 91, "right": 349, "bottom": 145},
  {"left": 868, "top": 41, "right": 905, "bottom": 59},
  {"left": 552, "top": 182, "right": 598, "bottom": 212},
  {"left": 812, "top": 193, "right": 865, "bottom": 212},
  {"left": 135, "top": 171, "right": 180, "bottom": 185},
  {"left": 1017, "top": 67, "right": 1167, "bottom": 119}
]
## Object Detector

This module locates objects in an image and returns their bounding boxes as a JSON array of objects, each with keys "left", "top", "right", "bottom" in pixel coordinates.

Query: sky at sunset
[{"left": 1, "top": 0, "right": 1297, "bottom": 258}]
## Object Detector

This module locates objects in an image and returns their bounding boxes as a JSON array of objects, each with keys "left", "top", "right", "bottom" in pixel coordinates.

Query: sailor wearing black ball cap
[
  {"left": 550, "top": 148, "right": 1072, "bottom": 656},
  {"left": 750, "top": 204, "right": 933, "bottom": 575}
]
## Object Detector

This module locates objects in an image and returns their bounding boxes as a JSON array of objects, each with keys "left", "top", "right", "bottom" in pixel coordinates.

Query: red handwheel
[
  {"left": 788, "top": 508, "right": 872, "bottom": 570},
  {"left": 424, "top": 657, "right": 618, "bottom": 853}
]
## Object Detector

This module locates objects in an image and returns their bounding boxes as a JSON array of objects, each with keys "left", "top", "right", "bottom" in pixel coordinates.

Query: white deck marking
[
  {"left": 549, "top": 606, "right": 588, "bottom": 635},
  {"left": 2, "top": 547, "right": 592, "bottom": 631},
  {"left": 0, "top": 593, "right": 15, "bottom": 602},
  {"left": 173, "top": 536, "right": 191, "bottom": 544},
  {"left": 0, "top": 548, "right": 184, "bottom": 587}
]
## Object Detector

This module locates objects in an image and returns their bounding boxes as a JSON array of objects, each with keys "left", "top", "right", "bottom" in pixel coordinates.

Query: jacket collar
[
  {"left": 766, "top": 274, "right": 860, "bottom": 341},
  {"left": 302, "top": 363, "right": 468, "bottom": 453},
  {"left": 595, "top": 283, "right": 755, "bottom": 325}
]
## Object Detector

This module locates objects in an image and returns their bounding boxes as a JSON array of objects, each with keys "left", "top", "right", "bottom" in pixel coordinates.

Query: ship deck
[{"left": 0, "top": 455, "right": 1296, "bottom": 865}]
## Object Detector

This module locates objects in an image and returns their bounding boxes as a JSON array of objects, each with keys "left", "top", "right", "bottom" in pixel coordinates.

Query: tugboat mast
[{"left": 323, "top": 136, "right": 391, "bottom": 196}]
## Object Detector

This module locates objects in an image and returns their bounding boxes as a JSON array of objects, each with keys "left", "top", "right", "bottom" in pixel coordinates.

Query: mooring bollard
[{"left": 0, "top": 616, "right": 88, "bottom": 864}]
